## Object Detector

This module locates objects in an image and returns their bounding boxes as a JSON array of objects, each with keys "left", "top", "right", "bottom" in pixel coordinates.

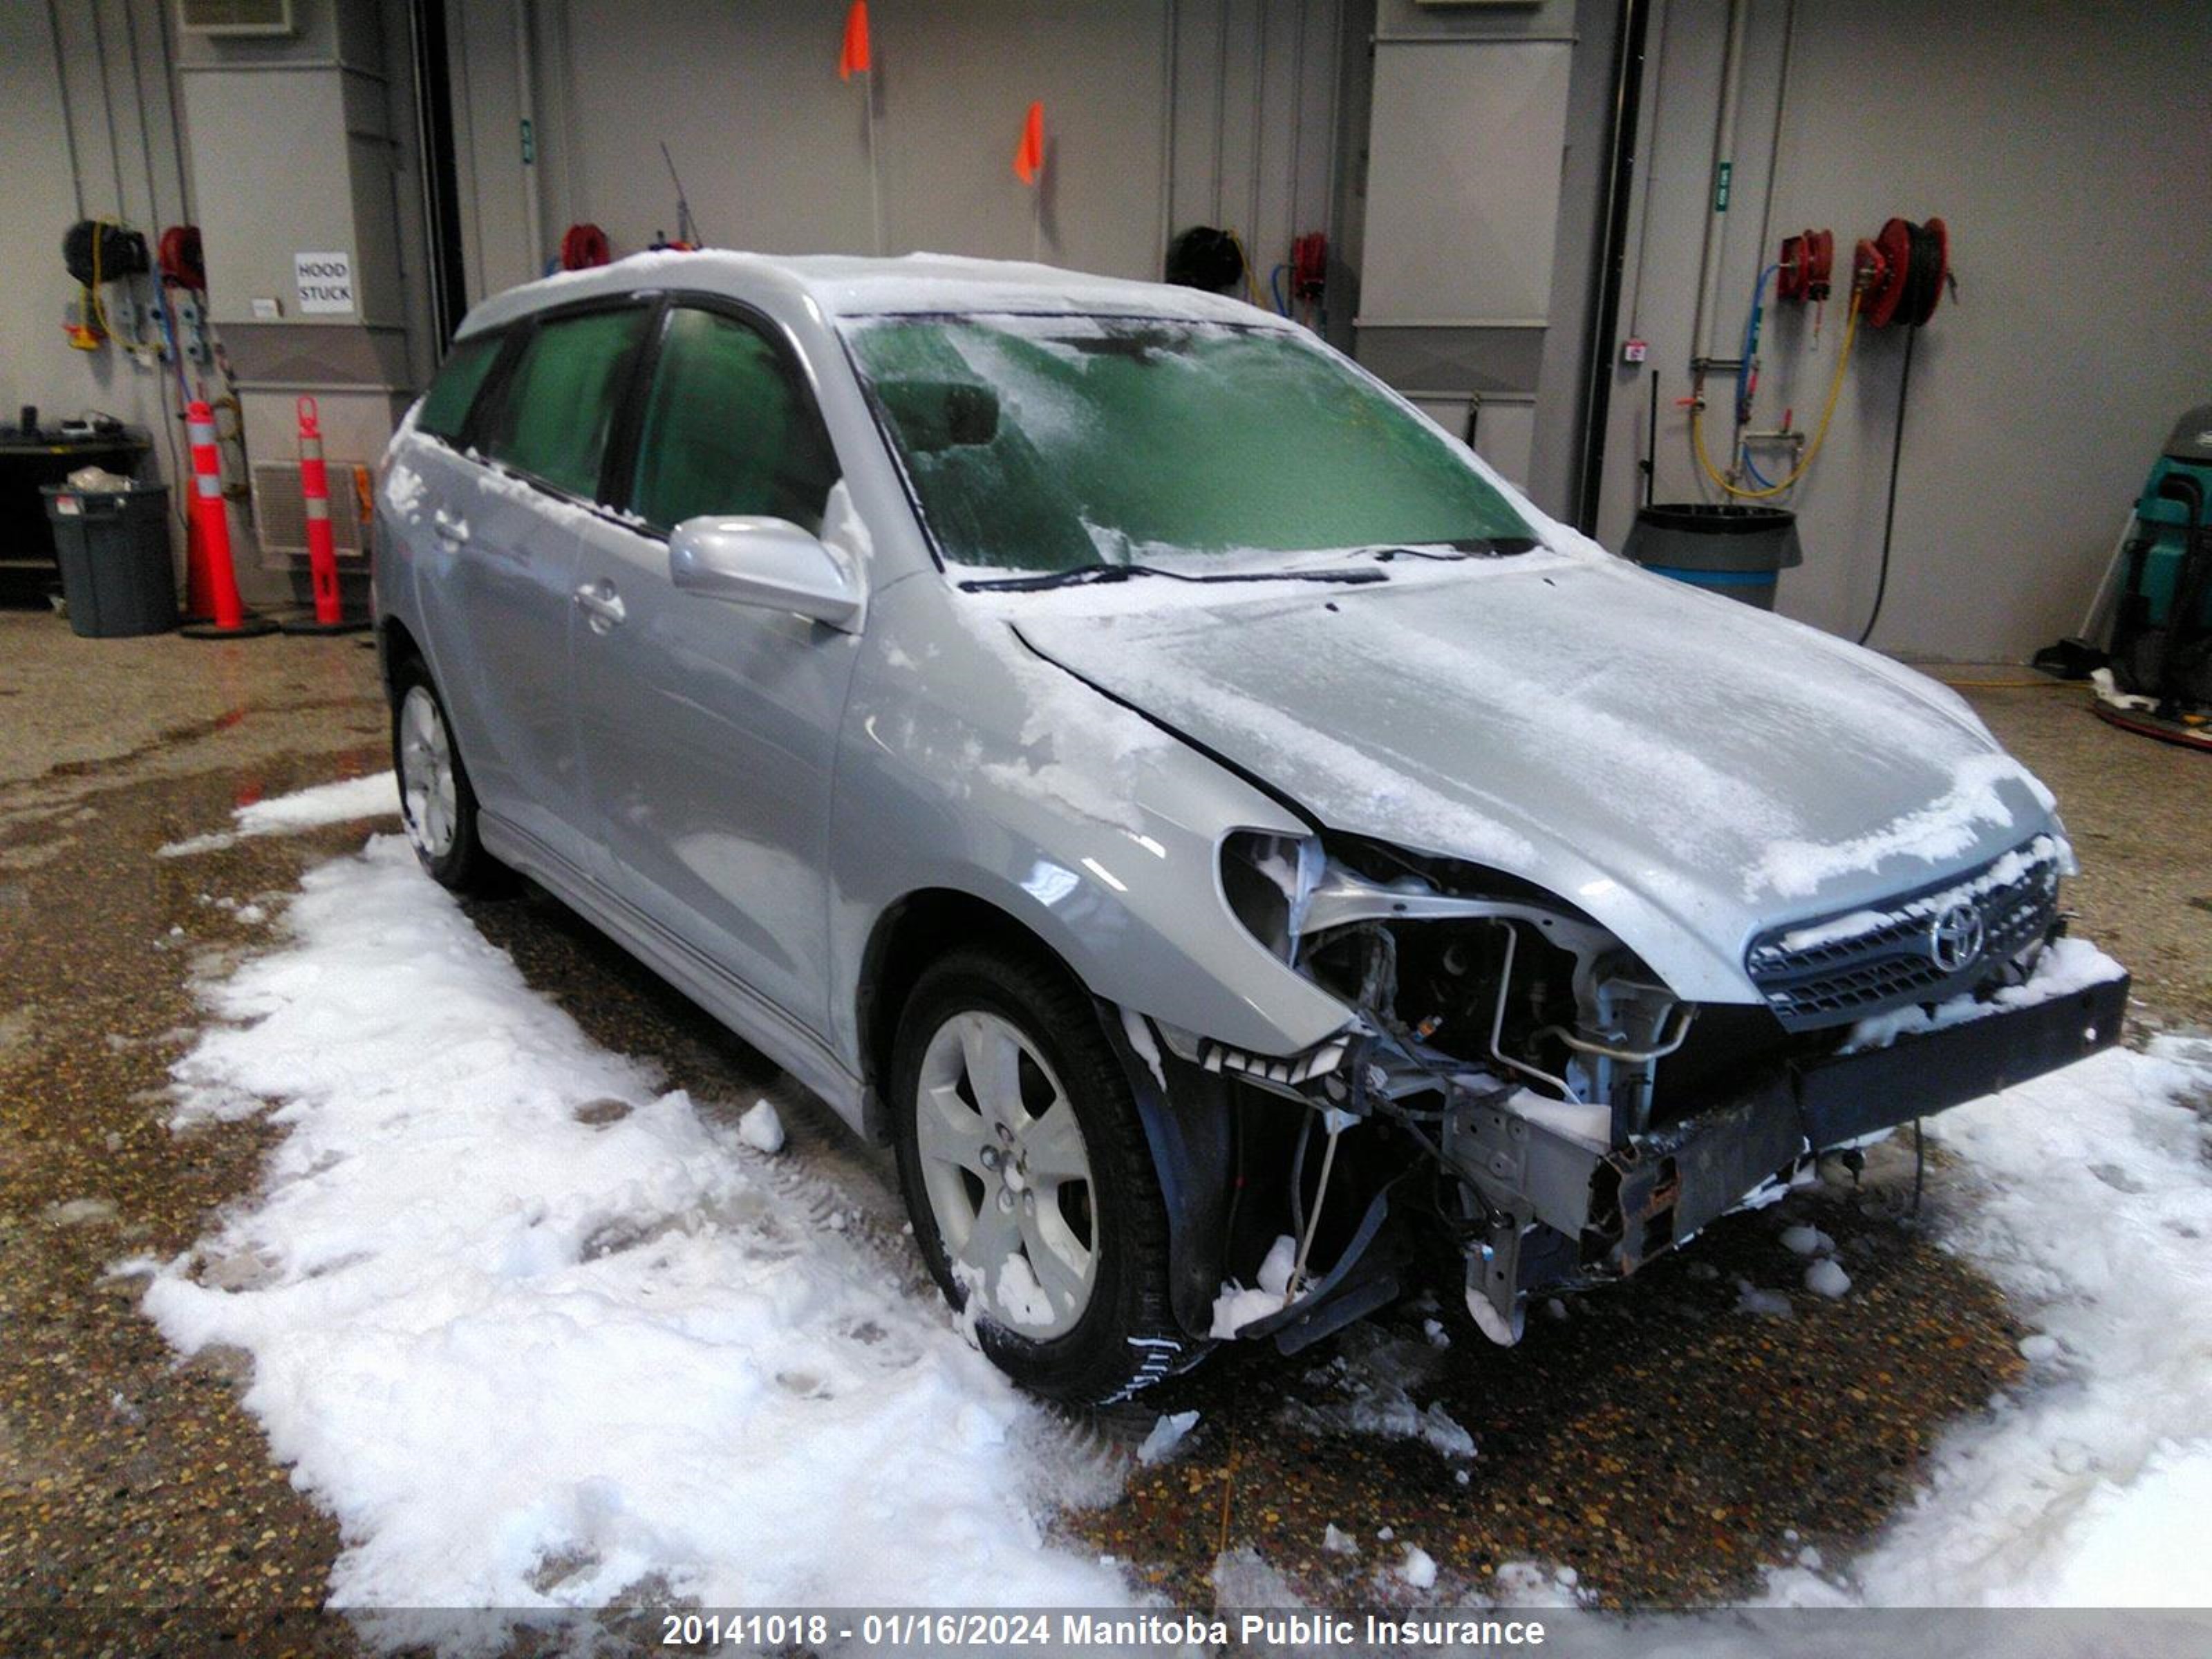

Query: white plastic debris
[{"left": 1322, "top": 1523, "right": 1359, "bottom": 1557}]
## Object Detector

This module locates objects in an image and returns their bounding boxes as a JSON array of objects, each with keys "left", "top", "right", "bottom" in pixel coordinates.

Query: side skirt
[{"left": 478, "top": 812, "right": 869, "bottom": 1132}]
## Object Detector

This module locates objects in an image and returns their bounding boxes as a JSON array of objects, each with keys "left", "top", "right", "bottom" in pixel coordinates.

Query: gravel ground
[{"left": 0, "top": 612, "right": 2197, "bottom": 1642}]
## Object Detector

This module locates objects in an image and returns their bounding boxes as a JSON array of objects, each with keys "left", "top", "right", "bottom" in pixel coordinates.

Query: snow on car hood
[{"left": 1012, "top": 551, "right": 2059, "bottom": 1004}]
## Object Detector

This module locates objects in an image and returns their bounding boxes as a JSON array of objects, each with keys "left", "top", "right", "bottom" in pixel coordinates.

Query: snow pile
[
  {"left": 382, "top": 460, "right": 426, "bottom": 525},
  {"left": 1734, "top": 1278, "right": 1794, "bottom": 1320},
  {"left": 1279, "top": 1327, "right": 1477, "bottom": 1463},
  {"left": 160, "top": 773, "right": 398, "bottom": 858},
  {"left": 1765, "top": 1036, "right": 2212, "bottom": 1606},
  {"left": 1803, "top": 1258, "right": 1852, "bottom": 1300},
  {"left": 135, "top": 838, "right": 1127, "bottom": 1615},
  {"left": 1779, "top": 1225, "right": 1834, "bottom": 1257},
  {"left": 1749, "top": 753, "right": 2055, "bottom": 901},
  {"left": 1136, "top": 1410, "right": 1199, "bottom": 1468},
  {"left": 1398, "top": 1545, "right": 1437, "bottom": 1590},
  {"left": 736, "top": 1098, "right": 785, "bottom": 1154},
  {"left": 1846, "top": 935, "right": 2126, "bottom": 1053},
  {"left": 1212, "top": 1233, "right": 1300, "bottom": 1338}
]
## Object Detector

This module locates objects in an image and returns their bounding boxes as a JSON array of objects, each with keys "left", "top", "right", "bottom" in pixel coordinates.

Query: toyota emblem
[{"left": 1929, "top": 902, "right": 1985, "bottom": 973}]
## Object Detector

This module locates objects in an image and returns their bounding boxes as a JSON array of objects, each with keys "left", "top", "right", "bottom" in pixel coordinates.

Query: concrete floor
[{"left": 0, "top": 608, "right": 2205, "bottom": 1637}]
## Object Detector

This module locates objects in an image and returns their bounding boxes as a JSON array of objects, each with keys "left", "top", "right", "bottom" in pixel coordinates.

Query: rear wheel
[
  {"left": 890, "top": 947, "right": 1199, "bottom": 1403},
  {"left": 389, "top": 659, "right": 506, "bottom": 894}
]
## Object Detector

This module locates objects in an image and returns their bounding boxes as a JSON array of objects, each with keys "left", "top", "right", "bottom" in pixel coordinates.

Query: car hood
[{"left": 1010, "top": 551, "right": 2059, "bottom": 1004}]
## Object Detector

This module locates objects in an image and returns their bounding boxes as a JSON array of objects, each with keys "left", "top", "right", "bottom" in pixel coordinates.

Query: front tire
[
  {"left": 890, "top": 947, "right": 1199, "bottom": 1403},
  {"left": 389, "top": 659, "right": 506, "bottom": 895}
]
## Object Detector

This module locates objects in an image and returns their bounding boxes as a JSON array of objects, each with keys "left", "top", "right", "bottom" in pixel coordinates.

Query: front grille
[{"left": 1746, "top": 839, "right": 2062, "bottom": 1031}]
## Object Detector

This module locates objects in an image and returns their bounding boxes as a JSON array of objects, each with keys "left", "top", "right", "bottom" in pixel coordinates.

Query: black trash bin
[
  {"left": 1622, "top": 503, "right": 1803, "bottom": 610},
  {"left": 42, "top": 484, "right": 178, "bottom": 637}
]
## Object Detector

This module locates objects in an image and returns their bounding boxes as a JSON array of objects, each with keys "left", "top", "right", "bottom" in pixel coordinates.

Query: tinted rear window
[{"left": 413, "top": 331, "right": 503, "bottom": 443}]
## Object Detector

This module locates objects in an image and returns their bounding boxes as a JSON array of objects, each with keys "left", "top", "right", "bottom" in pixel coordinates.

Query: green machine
[
  {"left": 2042, "top": 404, "right": 2212, "bottom": 748},
  {"left": 2121, "top": 405, "right": 2212, "bottom": 635}
]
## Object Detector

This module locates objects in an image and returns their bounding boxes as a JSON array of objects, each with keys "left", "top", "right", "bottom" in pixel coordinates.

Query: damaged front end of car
[{"left": 1154, "top": 827, "right": 2130, "bottom": 1353}]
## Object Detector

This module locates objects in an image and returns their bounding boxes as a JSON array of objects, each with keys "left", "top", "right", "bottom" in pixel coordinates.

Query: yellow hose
[{"left": 1692, "top": 290, "right": 1862, "bottom": 500}]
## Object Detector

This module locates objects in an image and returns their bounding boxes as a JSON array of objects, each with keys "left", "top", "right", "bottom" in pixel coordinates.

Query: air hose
[
  {"left": 1691, "top": 288, "right": 1862, "bottom": 500},
  {"left": 1738, "top": 262, "right": 1781, "bottom": 487},
  {"left": 1736, "top": 263, "right": 1777, "bottom": 426}
]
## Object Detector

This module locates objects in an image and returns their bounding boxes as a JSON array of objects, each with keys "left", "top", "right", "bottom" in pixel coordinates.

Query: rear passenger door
[
  {"left": 438, "top": 301, "right": 653, "bottom": 881},
  {"left": 569, "top": 299, "right": 859, "bottom": 1039}
]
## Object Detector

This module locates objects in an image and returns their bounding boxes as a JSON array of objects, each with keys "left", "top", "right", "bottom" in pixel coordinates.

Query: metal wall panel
[{"left": 1355, "top": 38, "right": 1573, "bottom": 330}]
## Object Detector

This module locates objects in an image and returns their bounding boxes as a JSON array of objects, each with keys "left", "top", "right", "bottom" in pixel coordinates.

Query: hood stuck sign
[{"left": 294, "top": 250, "right": 355, "bottom": 315}]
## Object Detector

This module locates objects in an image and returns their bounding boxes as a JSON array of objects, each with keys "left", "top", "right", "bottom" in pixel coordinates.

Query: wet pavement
[
  {"left": 0, "top": 612, "right": 2200, "bottom": 1638},
  {"left": 0, "top": 622, "right": 387, "bottom": 1649}
]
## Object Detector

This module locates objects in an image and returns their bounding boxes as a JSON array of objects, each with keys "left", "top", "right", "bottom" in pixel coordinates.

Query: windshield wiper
[
  {"left": 1347, "top": 536, "right": 1541, "bottom": 563},
  {"left": 959, "top": 563, "right": 1390, "bottom": 594}
]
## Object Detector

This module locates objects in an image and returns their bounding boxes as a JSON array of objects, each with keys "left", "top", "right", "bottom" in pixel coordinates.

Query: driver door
[{"left": 569, "top": 300, "right": 859, "bottom": 1038}]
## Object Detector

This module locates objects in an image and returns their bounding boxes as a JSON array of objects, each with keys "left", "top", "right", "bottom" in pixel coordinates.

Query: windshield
[{"left": 843, "top": 313, "right": 1537, "bottom": 577}]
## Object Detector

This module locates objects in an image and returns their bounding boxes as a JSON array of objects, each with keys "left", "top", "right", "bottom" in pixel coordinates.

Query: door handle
[
  {"left": 432, "top": 508, "right": 469, "bottom": 544},
  {"left": 574, "top": 579, "right": 626, "bottom": 631}
]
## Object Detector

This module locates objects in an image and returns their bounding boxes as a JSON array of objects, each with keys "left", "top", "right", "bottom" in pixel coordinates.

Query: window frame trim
[
  {"left": 603, "top": 290, "right": 845, "bottom": 543},
  {"left": 458, "top": 291, "right": 666, "bottom": 514}
]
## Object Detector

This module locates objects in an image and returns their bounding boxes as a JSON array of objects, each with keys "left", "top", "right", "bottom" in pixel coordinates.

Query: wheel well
[
  {"left": 377, "top": 615, "right": 424, "bottom": 702},
  {"left": 858, "top": 888, "right": 1081, "bottom": 1121}
]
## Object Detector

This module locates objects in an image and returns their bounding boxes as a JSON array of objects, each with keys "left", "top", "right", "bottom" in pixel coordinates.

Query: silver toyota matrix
[{"left": 373, "top": 252, "right": 2127, "bottom": 1403}]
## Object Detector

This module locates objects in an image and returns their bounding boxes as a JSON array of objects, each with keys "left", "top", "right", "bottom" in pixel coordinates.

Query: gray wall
[
  {"left": 3, "top": 0, "right": 435, "bottom": 601},
  {"left": 1593, "top": 0, "right": 2212, "bottom": 662},
  {"left": 1, "top": 1, "right": 196, "bottom": 572},
  {"left": 448, "top": 0, "right": 1346, "bottom": 310},
  {"left": 12, "top": 0, "right": 2206, "bottom": 660}
]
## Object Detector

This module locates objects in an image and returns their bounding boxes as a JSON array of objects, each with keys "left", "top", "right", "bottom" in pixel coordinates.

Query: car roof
[{"left": 456, "top": 248, "right": 1287, "bottom": 339}]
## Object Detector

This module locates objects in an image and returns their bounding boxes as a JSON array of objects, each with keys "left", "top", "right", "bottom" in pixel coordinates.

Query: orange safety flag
[
  {"left": 838, "top": 0, "right": 871, "bottom": 79},
  {"left": 1014, "top": 100, "right": 1044, "bottom": 185}
]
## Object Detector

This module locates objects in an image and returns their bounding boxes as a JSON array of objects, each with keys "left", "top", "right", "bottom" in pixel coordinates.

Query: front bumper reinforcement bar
[{"left": 1445, "top": 971, "right": 2130, "bottom": 1326}]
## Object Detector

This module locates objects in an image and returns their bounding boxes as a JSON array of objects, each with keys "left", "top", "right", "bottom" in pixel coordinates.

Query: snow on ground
[
  {"left": 158, "top": 771, "right": 398, "bottom": 857},
  {"left": 1280, "top": 1323, "right": 1478, "bottom": 1465},
  {"left": 126, "top": 821, "right": 2212, "bottom": 1624},
  {"left": 1761, "top": 1034, "right": 2212, "bottom": 1608},
  {"left": 1222, "top": 1036, "right": 2212, "bottom": 1618},
  {"left": 133, "top": 837, "right": 1127, "bottom": 1622}
]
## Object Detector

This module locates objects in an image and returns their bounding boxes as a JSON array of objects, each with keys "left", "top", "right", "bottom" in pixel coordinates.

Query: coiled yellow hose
[{"left": 1691, "top": 290, "right": 1863, "bottom": 500}]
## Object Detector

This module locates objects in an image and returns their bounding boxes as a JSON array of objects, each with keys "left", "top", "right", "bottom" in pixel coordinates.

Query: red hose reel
[
  {"left": 1852, "top": 216, "right": 1948, "bottom": 328},
  {"left": 559, "top": 223, "right": 612, "bottom": 271},
  {"left": 1776, "top": 227, "right": 1832, "bottom": 302}
]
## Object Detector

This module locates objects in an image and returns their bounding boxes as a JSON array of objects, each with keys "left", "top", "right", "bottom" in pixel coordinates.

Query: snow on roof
[{"left": 461, "top": 247, "right": 1284, "bottom": 337}]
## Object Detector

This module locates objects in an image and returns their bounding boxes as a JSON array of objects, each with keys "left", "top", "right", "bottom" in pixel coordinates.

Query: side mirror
[{"left": 668, "top": 516, "right": 861, "bottom": 630}]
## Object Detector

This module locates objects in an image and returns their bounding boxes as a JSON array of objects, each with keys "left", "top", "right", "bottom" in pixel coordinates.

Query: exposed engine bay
[{"left": 1159, "top": 827, "right": 2110, "bottom": 1351}]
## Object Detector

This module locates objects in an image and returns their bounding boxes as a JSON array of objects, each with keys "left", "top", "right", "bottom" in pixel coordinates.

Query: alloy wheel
[{"left": 914, "top": 1009, "right": 1098, "bottom": 1339}]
